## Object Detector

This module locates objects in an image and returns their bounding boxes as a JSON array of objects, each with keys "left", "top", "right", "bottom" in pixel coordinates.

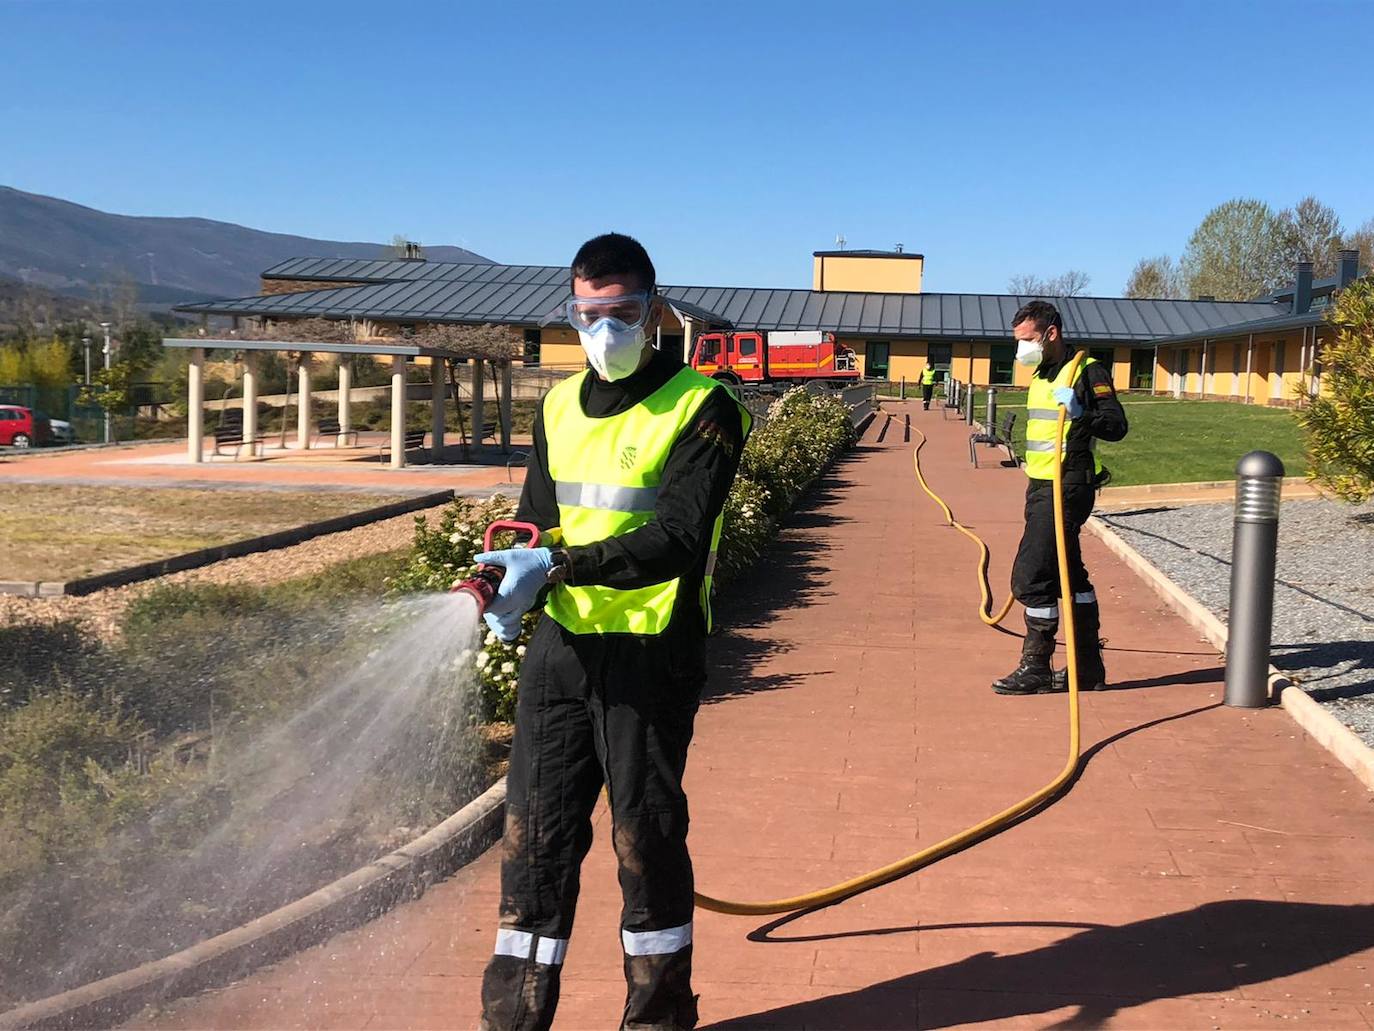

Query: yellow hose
[{"left": 694, "top": 355, "right": 1087, "bottom": 916}]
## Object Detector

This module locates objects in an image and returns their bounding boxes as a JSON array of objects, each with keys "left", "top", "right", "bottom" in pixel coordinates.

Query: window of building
[
  {"left": 1129, "top": 350, "right": 1153, "bottom": 390},
  {"left": 523, "top": 329, "right": 541, "bottom": 366},
  {"left": 990, "top": 343, "right": 1015, "bottom": 385},
  {"left": 865, "top": 342, "right": 891, "bottom": 380},
  {"left": 1089, "top": 347, "right": 1114, "bottom": 372},
  {"left": 927, "top": 343, "right": 952, "bottom": 369}
]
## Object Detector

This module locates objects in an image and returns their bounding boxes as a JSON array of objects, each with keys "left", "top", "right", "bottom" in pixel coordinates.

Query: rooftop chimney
[
  {"left": 402, "top": 241, "right": 424, "bottom": 261},
  {"left": 1337, "top": 248, "right": 1360, "bottom": 289},
  {"left": 1293, "top": 260, "right": 1314, "bottom": 314}
]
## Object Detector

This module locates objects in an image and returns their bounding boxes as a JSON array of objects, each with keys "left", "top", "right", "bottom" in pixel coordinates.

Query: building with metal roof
[{"left": 177, "top": 248, "right": 1294, "bottom": 393}]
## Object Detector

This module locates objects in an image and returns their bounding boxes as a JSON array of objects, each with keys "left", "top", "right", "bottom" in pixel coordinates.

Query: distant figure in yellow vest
[
  {"left": 992, "top": 300, "right": 1128, "bottom": 696},
  {"left": 920, "top": 362, "right": 938, "bottom": 410},
  {"left": 474, "top": 233, "right": 749, "bottom": 1031}
]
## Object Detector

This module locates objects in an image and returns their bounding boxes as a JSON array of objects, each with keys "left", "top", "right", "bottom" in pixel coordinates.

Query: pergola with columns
[{"left": 162, "top": 337, "right": 514, "bottom": 469}]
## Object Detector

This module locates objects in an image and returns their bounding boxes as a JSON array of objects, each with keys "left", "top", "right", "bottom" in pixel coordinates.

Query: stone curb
[
  {"left": 0, "top": 491, "right": 456, "bottom": 598},
  {"left": 1085, "top": 516, "right": 1374, "bottom": 793},
  {"left": 0, "top": 779, "right": 508, "bottom": 1031}
]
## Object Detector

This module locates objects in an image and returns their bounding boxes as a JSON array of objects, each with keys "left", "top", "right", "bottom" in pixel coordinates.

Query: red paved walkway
[{"left": 133, "top": 402, "right": 1374, "bottom": 1029}]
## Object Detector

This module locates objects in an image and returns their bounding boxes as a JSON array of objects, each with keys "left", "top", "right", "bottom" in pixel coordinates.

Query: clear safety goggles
[{"left": 564, "top": 291, "right": 655, "bottom": 332}]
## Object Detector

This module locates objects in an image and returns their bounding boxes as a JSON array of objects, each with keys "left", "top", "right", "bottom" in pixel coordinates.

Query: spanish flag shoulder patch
[{"left": 1092, "top": 383, "right": 1113, "bottom": 398}]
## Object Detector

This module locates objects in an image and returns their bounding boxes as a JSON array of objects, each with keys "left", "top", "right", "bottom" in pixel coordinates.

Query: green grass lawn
[{"left": 966, "top": 390, "right": 1309, "bottom": 487}]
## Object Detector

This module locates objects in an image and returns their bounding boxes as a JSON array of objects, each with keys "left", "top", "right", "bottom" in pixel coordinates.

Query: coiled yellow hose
[{"left": 695, "top": 355, "right": 1087, "bottom": 916}]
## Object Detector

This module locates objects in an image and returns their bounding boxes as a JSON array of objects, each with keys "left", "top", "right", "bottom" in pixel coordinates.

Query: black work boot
[
  {"left": 1053, "top": 602, "right": 1108, "bottom": 691},
  {"left": 992, "top": 628, "right": 1058, "bottom": 695}
]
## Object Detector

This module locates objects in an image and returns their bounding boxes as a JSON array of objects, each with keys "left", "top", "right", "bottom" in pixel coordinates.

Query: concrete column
[
  {"left": 471, "top": 359, "right": 486, "bottom": 448},
  {"left": 337, "top": 357, "right": 352, "bottom": 440},
  {"left": 682, "top": 316, "right": 694, "bottom": 362},
  {"left": 390, "top": 354, "right": 406, "bottom": 470},
  {"left": 430, "top": 357, "right": 446, "bottom": 460},
  {"left": 242, "top": 354, "right": 258, "bottom": 448},
  {"left": 187, "top": 347, "right": 204, "bottom": 463},
  {"left": 296, "top": 354, "right": 312, "bottom": 449},
  {"left": 499, "top": 361, "right": 513, "bottom": 450}
]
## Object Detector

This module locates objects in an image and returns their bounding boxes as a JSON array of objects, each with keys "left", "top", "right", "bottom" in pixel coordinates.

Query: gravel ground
[
  {"left": 1100, "top": 498, "right": 1374, "bottom": 747},
  {"left": 0, "top": 503, "right": 454, "bottom": 642}
]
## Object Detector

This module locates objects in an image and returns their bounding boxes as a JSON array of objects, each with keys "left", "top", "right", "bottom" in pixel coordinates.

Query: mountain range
[{"left": 0, "top": 186, "right": 491, "bottom": 310}]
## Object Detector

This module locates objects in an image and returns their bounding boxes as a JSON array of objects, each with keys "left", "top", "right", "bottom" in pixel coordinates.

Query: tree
[
  {"left": 1279, "top": 196, "right": 1345, "bottom": 276},
  {"left": 1180, "top": 198, "right": 1291, "bottom": 300},
  {"left": 412, "top": 323, "right": 520, "bottom": 361},
  {"left": 1343, "top": 217, "right": 1374, "bottom": 271},
  {"left": 1295, "top": 275, "right": 1374, "bottom": 501},
  {"left": 1124, "top": 255, "right": 1183, "bottom": 299},
  {"left": 1008, "top": 270, "right": 1091, "bottom": 297}
]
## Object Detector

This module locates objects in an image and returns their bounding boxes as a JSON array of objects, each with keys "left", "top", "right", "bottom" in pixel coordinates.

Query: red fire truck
[{"left": 689, "top": 331, "right": 860, "bottom": 386}]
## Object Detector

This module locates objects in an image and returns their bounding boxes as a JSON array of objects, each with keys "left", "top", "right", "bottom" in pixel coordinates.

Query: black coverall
[
  {"left": 480, "top": 348, "right": 744, "bottom": 1031},
  {"left": 1010, "top": 355, "right": 1128, "bottom": 652}
]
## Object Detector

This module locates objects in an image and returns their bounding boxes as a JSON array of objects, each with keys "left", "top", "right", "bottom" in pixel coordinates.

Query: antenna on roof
[
  {"left": 835, "top": 234, "right": 846, "bottom": 251},
  {"left": 895, "top": 243, "right": 903, "bottom": 253}
]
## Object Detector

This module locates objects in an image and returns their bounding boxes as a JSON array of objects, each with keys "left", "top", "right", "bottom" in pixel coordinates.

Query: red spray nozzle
[{"left": 450, "top": 520, "right": 542, "bottom": 614}]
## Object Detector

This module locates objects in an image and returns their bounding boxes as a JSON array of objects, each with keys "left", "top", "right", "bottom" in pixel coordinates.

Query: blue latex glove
[
  {"left": 1052, "top": 386, "right": 1083, "bottom": 420},
  {"left": 473, "top": 547, "right": 553, "bottom": 642}
]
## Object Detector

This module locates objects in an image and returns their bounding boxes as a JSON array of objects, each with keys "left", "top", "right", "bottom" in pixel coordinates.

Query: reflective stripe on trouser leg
[
  {"left": 1073, "top": 591, "right": 1096, "bottom": 604},
  {"left": 494, "top": 928, "right": 569, "bottom": 965},
  {"left": 1025, "top": 604, "right": 1058, "bottom": 620},
  {"left": 622, "top": 922, "right": 693, "bottom": 956}
]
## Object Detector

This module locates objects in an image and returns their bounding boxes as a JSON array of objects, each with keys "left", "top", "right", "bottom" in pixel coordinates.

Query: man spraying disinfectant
[
  {"left": 471, "top": 234, "right": 748, "bottom": 1031},
  {"left": 992, "top": 300, "right": 1128, "bottom": 695}
]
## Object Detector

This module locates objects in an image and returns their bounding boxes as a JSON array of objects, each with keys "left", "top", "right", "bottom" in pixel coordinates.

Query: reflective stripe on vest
[
  {"left": 1024, "top": 355, "right": 1101, "bottom": 481},
  {"left": 542, "top": 367, "right": 749, "bottom": 636}
]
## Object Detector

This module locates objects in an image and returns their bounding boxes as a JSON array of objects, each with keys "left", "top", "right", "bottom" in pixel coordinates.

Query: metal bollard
[
  {"left": 900, "top": 376, "right": 906, "bottom": 401},
  {"left": 986, "top": 387, "right": 998, "bottom": 431},
  {"left": 1223, "top": 451, "right": 1285, "bottom": 708},
  {"left": 964, "top": 384, "right": 975, "bottom": 425}
]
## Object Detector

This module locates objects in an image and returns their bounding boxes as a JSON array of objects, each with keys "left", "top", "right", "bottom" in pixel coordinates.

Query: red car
[{"left": 0, "top": 404, "right": 50, "bottom": 448}]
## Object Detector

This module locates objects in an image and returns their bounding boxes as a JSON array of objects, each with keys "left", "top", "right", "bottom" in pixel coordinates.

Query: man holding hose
[
  {"left": 472, "top": 233, "right": 748, "bottom": 1030},
  {"left": 993, "top": 300, "right": 1128, "bottom": 695}
]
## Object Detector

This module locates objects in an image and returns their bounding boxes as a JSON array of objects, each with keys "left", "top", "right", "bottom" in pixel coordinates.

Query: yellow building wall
[
  {"left": 537, "top": 328, "right": 587, "bottom": 371},
  {"left": 812, "top": 254, "right": 923, "bottom": 293},
  {"left": 1112, "top": 348, "right": 1132, "bottom": 392},
  {"left": 842, "top": 338, "right": 929, "bottom": 381}
]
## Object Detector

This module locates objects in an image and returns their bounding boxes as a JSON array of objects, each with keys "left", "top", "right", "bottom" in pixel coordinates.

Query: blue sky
[{"left": 3, "top": 0, "right": 1371, "bottom": 295}]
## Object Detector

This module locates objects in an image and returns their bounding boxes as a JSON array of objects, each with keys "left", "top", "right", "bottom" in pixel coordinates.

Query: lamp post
[{"left": 99, "top": 322, "right": 113, "bottom": 444}]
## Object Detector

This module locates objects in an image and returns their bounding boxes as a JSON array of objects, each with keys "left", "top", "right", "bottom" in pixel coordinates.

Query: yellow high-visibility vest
[
  {"left": 542, "top": 366, "right": 750, "bottom": 635},
  {"left": 1024, "top": 356, "right": 1101, "bottom": 481},
  {"left": 921, "top": 368, "right": 936, "bottom": 386}
]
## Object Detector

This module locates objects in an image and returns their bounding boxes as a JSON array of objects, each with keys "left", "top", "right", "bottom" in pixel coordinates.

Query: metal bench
[
  {"left": 212, "top": 413, "right": 263, "bottom": 459},
  {"left": 314, "top": 417, "right": 360, "bottom": 448},
  {"left": 969, "top": 411, "right": 1018, "bottom": 467},
  {"left": 378, "top": 429, "right": 428, "bottom": 463}
]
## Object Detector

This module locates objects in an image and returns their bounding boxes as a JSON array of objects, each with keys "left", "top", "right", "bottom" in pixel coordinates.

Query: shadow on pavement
[
  {"left": 704, "top": 456, "right": 866, "bottom": 707},
  {"left": 708, "top": 900, "right": 1374, "bottom": 1029},
  {"left": 1105, "top": 664, "right": 1224, "bottom": 692}
]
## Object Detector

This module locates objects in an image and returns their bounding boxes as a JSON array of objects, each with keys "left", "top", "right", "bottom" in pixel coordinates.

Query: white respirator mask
[
  {"left": 577, "top": 321, "right": 648, "bottom": 382},
  {"left": 1015, "top": 336, "right": 1046, "bottom": 367}
]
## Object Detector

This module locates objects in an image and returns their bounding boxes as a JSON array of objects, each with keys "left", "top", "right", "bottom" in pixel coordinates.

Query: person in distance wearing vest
[
  {"left": 473, "top": 234, "right": 749, "bottom": 1031},
  {"left": 992, "top": 300, "right": 1127, "bottom": 696},
  {"left": 920, "top": 362, "right": 937, "bottom": 410}
]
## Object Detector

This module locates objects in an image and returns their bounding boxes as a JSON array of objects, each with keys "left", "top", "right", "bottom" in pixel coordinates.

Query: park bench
[
  {"left": 314, "top": 417, "right": 360, "bottom": 448},
  {"left": 212, "top": 412, "right": 263, "bottom": 460},
  {"left": 969, "top": 411, "right": 1018, "bottom": 468},
  {"left": 378, "top": 429, "right": 428, "bottom": 463}
]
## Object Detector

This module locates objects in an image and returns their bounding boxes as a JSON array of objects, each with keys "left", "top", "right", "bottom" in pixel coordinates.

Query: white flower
[
  {"left": 475, "top": 651, "right": 491, "bottom": 668},
  {"left": 449, "top": 531, "right": 463, "bottom": 544},
  {"left": 516, "top": 645, "right": 526, "bottom": 657},
  {"left": 501, "top": 662, "right": 515, "bottom": 674},
  {"left": 485, "top": 630, "right": 497, "bottom": 646}
]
